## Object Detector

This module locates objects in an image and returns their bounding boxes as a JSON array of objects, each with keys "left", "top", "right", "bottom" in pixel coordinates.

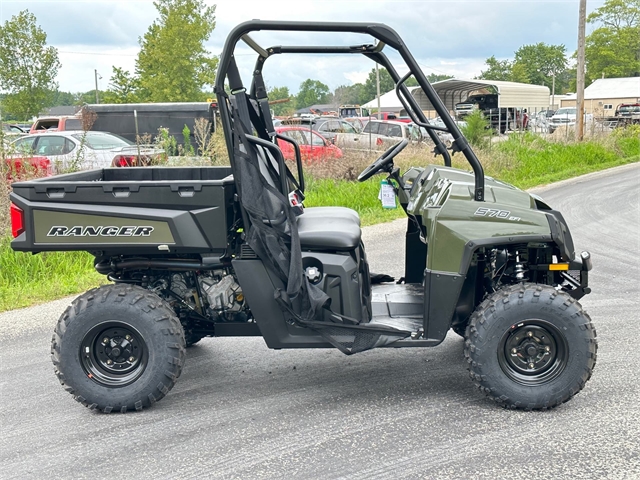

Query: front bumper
[{"left": 565, "top": 251, "right": 592, "bottom": 299}]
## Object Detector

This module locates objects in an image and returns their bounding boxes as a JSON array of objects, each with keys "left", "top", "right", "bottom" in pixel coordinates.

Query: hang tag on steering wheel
[{"left": 379, "top": 179, "right": 396, "bottom": 209}]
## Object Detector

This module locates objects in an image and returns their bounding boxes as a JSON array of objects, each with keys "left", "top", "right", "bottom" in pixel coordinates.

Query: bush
[
  {"left": 181, "top": 124, "right": 195, "bottom": 156},
  {"left": 611, "top": 124, "right": 640, "bottom": 158},
  {"left": 460, "top": 110, "right": 492, "bottom": 148},
  {"left": 155, "top": 127, "right": 178, "bottom": 157}
]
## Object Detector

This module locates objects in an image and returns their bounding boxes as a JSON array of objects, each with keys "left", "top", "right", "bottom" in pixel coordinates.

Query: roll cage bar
[{"left": 214, "top": 20, "right": 485, "bottom": 202}]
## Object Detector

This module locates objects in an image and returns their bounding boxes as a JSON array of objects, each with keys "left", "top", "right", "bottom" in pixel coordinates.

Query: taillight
[
  {"left": 112, "top": 155, "right": 139, "bottom": 167},
  {"left": 10, "top": 203, "right": 25, "bottom": 238},
  {"left": 376, "top": 137, "right": 383, "bottom": 146}
]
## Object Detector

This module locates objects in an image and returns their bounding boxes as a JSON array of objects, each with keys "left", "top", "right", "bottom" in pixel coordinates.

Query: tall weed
[{"left": 0, "top": 236, "right": 105, "bottom": 311}]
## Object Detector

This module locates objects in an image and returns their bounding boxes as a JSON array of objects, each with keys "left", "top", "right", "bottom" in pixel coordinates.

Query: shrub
[
  {"left": 611, "top": 124, "right": 640, "bottom": 158},
  {"left": 155, "top": 127, "right": 178, "bottom": 157},
  {"left": 181, "top": 124, "right": 195, "bottom": 156},
  {"left": 460, "top": 110, "right": 492, "bottom": 148}
]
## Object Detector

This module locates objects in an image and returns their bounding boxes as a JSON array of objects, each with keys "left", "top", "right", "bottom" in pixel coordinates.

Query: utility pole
[
  {"left": 576, "top": 0, "right": 587, "bottom": 141},
  {"left": 94, "top": 69, "right": 100, "bottom": 104},
  {"left": 376, "top": 62, "right": 381, "bottom": 120},
  {"left": 551, "top": 72, "right": 556, "bottom": 109}
]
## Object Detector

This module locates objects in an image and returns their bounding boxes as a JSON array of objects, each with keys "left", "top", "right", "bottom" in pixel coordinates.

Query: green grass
[
  {"left": 304, "top": 177, "right": 404, "bottom": 226},
  {"left": 1, "top": 131, "right": 637, "bottom": 311},
  {"left": 0, "top": 236, "right": 105, "bottom": 311},
  {"left": 482, "top": 132, "right": 639, "bottom": 189}
]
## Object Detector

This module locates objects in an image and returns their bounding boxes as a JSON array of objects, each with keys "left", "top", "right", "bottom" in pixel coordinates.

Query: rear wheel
[
  {"left": 51, "top": 284, "right": 186, "bottom": 412},
  {"left": 464, "top": 283, "right": 597, "bottom": 410}
]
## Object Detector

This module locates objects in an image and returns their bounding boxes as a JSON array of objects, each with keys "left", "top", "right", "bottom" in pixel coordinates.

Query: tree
[
  {"left": 50, "top": 91, "right": 77, "bottom": 107},
  {"left": 102, "top": 67, "right": 140, "bottom": 104},
  {"left": 267, "top": 86, "right": 294, "bottom": 116},
  {"left": 295, "top": 79, "right": 330, "bottom": 109},
  {"left": 0, "top": 10, "right": 60, "bottom": 119},
  {"left": 587, "top": 0, "right": 640, "bottom": 30},
  {"left": 585, "top": 0, "right": 640, "bottom": 82},
  {"left": 333, "top": 84, "right": 365, "bottom": 106},
  {"left": 509, "top": 62, "right": 530, "bottom": 84},
  {"left": 427, "top": 73, "right": 454, "bottom": 83},
  {"left": 478, "top": 47, "right": 569, "bottom": 92},
  {"left": 361, "top": 67, "right": 395, "bottom": 103},
  {"left": 513, "top": 43, "right": 568, "bottom": 89},
  {"left": 76, "top": 90, "right": 107, "bottom": 105},
  {"left": 136, "top": 0, "right": 218, "bottom": 102},
  {"left": 478, "top": 56, "right": 513, "bottom": 81}
]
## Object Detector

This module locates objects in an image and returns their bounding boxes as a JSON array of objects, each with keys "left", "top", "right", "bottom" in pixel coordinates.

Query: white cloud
[
  {"left": 1, "top": 0, "right": 608, "bottom": 94},
  {"left": 344, "top": 70, "right": 370, "bottom": 85}
]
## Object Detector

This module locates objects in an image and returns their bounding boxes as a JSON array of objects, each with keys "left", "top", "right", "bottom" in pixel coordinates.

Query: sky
[{"left": 0, "top": 0, "right": 607, "bottom": 95}]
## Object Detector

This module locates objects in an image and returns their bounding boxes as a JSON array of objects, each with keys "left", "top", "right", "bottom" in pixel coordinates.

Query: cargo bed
[{"left": 10, "top": 166, "right": 237, "bottom": 255}]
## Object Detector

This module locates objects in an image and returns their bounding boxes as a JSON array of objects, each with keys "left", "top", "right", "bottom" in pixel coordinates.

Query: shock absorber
[{"left": 514, "top": 250, "right": 527, "bottom": 281}]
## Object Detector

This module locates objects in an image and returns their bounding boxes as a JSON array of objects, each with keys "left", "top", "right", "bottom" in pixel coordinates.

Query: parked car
[
  {"left": 528, "top": 109, "right": 555, "bottom": 131},
  {"left": 4, "top": 156, "right": 52, "bottom": 182},
  {"left": 370, "top": 112, "right": 398, "bottom": 121},
  {"left": 342, "top": 117, "right": 367, "bottom": 133},
  {"left": 417, "top": 121, "right": 455, "bottom": 147},
  {"left": 431, "top": 116, "right": 468, "bottom": 129},
  {"left": 615, "top": 103, "right": 640, "bottom": 117},
  {"left": 2, "top": 123, "right": 27, "bottom": 144},
  {"left": 282, "top": 116, "right": 361, "bottom": 145},
  {"left": 10, "top": 131, "right": 163, "bottom": 171},
  {"left": 548, "top": 108, "right": 594, "bottom": 134},
  {"left": 336, "top": 119, "right": 422, "bottom": 150},
  {"left": 275, "top": 126, "right": 342, "bottom": 162},
  {"left": 2, "top": 123, "right": 26, "bottom": 134},
  {"left": 338, "top": 104, "right": 370, "bottom": 118},
  {"left": 29, "top": 116, "right": 83, "bottom": 134}
]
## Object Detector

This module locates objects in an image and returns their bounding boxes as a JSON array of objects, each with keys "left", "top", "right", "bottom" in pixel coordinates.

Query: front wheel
[
  {"left": 464, "top": 283, "right": 597, "bottom": 410},
  {"left": 51, "top": 284, "right": 186, "bottom": 413}
]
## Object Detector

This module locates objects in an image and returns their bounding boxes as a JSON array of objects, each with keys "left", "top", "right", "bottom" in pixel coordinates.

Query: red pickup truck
[{"left": 29, "top": 116, "right": 83, "bottom": 134}]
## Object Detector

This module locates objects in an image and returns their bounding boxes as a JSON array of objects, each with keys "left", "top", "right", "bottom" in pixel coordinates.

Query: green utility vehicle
[{"left": 9, "top": 21, "right": 596, "bottom": 413}]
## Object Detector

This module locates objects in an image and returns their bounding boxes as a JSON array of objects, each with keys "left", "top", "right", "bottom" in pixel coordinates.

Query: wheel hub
[
  {"left": 104, "top": 336, "right": 133, "bottom": 363},
  {"left": 498, "top": 320, "right": 569, "bottom": 385},
  {"left": 80, "top": 322, "right": 148, "bottom": 387}
]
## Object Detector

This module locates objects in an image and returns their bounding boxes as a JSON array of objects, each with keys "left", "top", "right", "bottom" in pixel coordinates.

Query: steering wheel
[{"left": 357, "top": 139, "right": 408, "bottom": 182}]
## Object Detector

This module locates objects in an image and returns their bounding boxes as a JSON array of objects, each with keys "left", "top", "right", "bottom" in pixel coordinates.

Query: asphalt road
[{"left": 1, "top": 163, "right": 639, "bottom": 479}]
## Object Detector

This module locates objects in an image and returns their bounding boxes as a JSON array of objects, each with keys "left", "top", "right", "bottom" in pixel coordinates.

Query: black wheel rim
[
  {"left": 80, "top": 321, "right": 148, "bottom": 387},
  {"left": 498, "top": 320, "right": 569, "bottom": 386}
]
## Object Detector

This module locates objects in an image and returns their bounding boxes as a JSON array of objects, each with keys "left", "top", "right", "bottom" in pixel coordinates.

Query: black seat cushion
[{"left": 297, "top": 214, "right": 362, "bottom": 250}]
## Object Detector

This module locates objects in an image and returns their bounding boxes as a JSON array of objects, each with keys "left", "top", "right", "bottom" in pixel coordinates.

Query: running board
[{"left": 370, "top": 283, "right": 424, "bottom": 334}]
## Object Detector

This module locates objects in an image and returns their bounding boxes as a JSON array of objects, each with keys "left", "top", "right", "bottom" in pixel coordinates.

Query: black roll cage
[{"left": 214, "top": 20, "right": 485, "bottom": 202}]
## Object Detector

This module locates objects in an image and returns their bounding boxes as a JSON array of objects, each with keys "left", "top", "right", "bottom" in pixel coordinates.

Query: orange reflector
[{"left": 549, "top": 264, "right": 569, "bottom": 271}]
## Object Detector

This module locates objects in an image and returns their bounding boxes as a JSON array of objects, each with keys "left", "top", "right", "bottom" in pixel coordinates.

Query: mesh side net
[
  {"left": 227, "top": 94, "right": 411, "bottom": 354},
  {"left": 229, "top": 101, "right": 329, "bottom": 323}
]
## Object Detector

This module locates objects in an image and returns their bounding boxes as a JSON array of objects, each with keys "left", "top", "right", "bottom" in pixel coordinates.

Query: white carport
[
  {"left": 410, "top": 79, "right": 550, "bottom": 112},
  {"left": 362, "top": 86, "right": 419, "bottom": 113}
]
